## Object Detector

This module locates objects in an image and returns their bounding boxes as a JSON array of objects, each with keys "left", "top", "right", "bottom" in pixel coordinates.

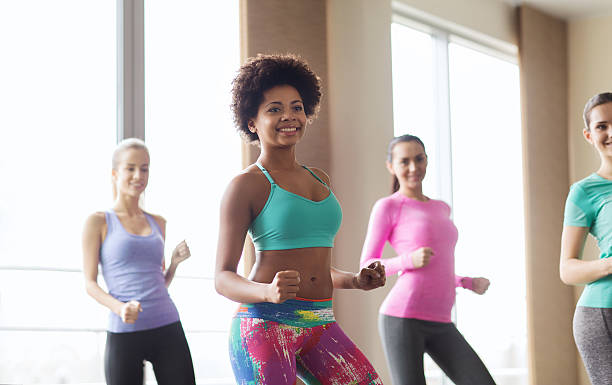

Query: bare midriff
[{"left": 249, "top": 247, "right": 333, "bottom": 300}]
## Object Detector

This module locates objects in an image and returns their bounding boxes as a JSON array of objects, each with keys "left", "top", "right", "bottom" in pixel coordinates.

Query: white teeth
[{"left": 279, "top": 127, "right": 297, "bottom": 132}]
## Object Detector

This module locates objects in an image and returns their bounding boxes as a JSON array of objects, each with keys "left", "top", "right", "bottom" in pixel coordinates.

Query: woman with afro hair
[{"left": 214, "top": 53, "right": 386, "bottom": 384}]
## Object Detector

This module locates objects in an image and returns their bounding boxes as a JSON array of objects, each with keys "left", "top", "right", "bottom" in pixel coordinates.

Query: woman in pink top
[{"left": 360, "top": 134, "right": 495, "bottom": 385}]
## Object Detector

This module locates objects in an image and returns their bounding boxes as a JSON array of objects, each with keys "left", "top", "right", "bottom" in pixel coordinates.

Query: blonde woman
[{"left": 82, "top": 138, "right": 195, "bottom": 385}]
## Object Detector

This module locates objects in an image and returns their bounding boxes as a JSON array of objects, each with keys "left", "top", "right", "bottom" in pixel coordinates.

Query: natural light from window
[
  {"left": 144, "top": 1, "right": 240, "bottom": 382},
  {"left": 0, "top": 1, "right": 116, "bottom": 383},
  {"left": 392, "top": 21, "right": 527, "bottom": 385}
]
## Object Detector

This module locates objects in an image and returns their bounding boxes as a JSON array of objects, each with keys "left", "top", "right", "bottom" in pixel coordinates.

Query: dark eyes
[
  {"left": 400, "top": 157, "right": 425, "bottom": 164},
  {"left": 595, "top": 124, "right": 607, "bottom": 130},
  {"left": 267, "top": 105, "right": 304, "bottom": 113}
]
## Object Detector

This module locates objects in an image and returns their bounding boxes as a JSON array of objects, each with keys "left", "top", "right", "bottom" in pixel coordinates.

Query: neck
[
  {"left": 113, "top": 195, "right": 143, "bottom": 216},
  {"left": 258, "top": 145, "right": 299, "bottom": 171},
  {"left": 397, "top": 185, "right": 427, "bottom": 201},
  {"left": 597, "top": 156, "right": 612, "bottom": 178}
]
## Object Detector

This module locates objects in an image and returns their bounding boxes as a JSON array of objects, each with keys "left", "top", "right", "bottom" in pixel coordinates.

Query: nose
[
  {"left": 281, "top": 109, "right": 295, "bottom": 121},
  {"left": 407, "top": 161, "right": 417, "bottom": 172}
]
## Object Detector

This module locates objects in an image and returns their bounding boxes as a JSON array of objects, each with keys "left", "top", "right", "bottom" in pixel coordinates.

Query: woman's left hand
[
  {"left": 354, "top": 261, "right": 386, "bottom": 290},
  {"left": 471, "top": 277, "right": 490, "bottom": 295},
  {"left": 171, "top": 240, "right": 191, "bottom": 265}
]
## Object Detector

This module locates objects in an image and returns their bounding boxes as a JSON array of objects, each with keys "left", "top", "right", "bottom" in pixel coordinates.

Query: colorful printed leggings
[{"left": 228, "top": 298, "right": 382, "bottom": 385}]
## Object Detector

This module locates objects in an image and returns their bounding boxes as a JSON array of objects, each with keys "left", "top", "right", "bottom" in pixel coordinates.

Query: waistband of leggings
[{"left": 234, "top": 297, "right": 335, "bottom": 327}]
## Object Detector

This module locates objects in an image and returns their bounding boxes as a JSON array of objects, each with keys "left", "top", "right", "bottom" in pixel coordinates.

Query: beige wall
[
  {"left": 394, "top": 0, "right": 517, "bottom": 47},
  {"left": 326, "top": 0, "right": 395, "bottom": 382},
  {"left": 567, "top": 14, "right": 612, "bottom": 385},
  {"left": 518, "top": 6, "right": 577, "bottom": 385}
]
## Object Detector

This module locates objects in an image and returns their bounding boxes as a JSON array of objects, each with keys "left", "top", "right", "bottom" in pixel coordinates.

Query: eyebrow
[
  {"left": 265, "top": 100, "right": 303, "bottom": 108},
  {"left": 125, "top": 163, "right": 149, "bottom": 166}
]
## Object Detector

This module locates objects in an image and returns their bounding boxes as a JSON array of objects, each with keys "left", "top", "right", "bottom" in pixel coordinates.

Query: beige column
[{"left": 518, "top": 5, "right": 577, "bottom": 385}]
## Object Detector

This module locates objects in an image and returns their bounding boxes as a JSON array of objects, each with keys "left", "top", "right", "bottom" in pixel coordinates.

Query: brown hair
[
  {"left": 111, "top": 138, "right": 149, "bottom": 200},
  {"left": 230, "top": 53, "right": 322, "bottom": 144},
  {"left": 387, "top": 134, "right": 426, "bottom": 193},
  {"left": 583, "top": 92, "right": 612, "bottom": 130}
]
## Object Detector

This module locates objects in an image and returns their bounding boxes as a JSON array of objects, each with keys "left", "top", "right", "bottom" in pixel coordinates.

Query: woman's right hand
[
  {"left": 265, "top": 270, "right": 300, "bottom": 303},
  {"left": 119, "top": 300, "right": 142, "bottom": 324},
  {"left": 411, "top": 247, "right": 433, "bottom": 268}
]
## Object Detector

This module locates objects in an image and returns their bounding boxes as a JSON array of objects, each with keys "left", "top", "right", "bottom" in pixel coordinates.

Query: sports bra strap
[
  {"left": 302, "top": 165, "right": 327, "bottom": 186},
  {"left": 255, "top": 163, "right": 276, "bottom": 185}
]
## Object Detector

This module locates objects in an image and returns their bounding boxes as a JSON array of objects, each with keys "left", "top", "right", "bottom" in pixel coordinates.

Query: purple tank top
[{"left": 100, "top": 210, "right": 179, "bottom": 333}]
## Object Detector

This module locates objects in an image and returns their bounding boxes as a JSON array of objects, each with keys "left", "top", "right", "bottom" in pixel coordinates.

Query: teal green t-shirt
[{"left": 564, "top": 173, "right": 612, "bottom": 308}]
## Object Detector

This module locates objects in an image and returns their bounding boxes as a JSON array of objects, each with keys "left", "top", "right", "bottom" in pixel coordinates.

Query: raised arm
[
  {"left": 560, "top": 185, "right": 612, "bottom": 285},
  {"left": 560, "top": 226, "right": 612, "bottom": 284},
  {"left": 214, "top": 174, "right": 298, "bottom": 304},
  {"left": 360, "top": 199, "right": 414, "bottom": 275},
  {"left": 82, "top": 213, "right": 140, "bottom": 323},
  {"left": 330, "top": 261, "right": 385, "bottom": 290}
]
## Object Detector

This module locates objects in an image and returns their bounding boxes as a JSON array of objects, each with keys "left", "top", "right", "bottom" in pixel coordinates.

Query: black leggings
[
  {"left": 573, "top": 306, "right": 612, "bottom": 385},
  {"left": 379, "top": 314, "right": 496, "bottom": 385},
  {"left": 104, "top": 321, "right": 195, "bottom": 385}
]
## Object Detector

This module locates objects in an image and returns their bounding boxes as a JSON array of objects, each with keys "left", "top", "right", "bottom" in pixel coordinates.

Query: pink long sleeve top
[{"left": 360, "top": 192, "right": 472, "bottom": 323}]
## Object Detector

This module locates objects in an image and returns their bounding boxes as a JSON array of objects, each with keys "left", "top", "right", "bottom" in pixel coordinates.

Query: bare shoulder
[
  {"left": 84, "top": 211, "right": 106, "bottom": 230},
  {"left": 225, "top": 165, "right": 270, "bottom": 197},
  {"left": 306, "top": 166, "right": 331, "bottom": 185}
]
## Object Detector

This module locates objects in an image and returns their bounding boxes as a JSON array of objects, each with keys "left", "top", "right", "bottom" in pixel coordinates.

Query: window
[
  {"left": 144, "top": 1, "right": 240, "bottom": 382},
  {"left": 0, "top": 1, "right": 116, "bottom": 383},
  {"left": 391, "top": 16, "right": 527, "bottom": 385},
  {"left": 0, "top": 1, "right": 240, "bottom": 383}
]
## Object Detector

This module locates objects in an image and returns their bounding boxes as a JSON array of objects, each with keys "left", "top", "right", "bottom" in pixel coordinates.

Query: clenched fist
[
  {"left": 265, "top": 270, "right": 300, "bottom": 303},
  {"left": 119, "top": 300, "right": 142, "bottom": 324},
  {"left": 171, "top": 240, "right": 191, "bottom": 265},
  {"left": 354, "top": 261, "right": 386, "bottom": 290},
  {"left": 411, "top": 247, "right": 433, "bottom": 268}
]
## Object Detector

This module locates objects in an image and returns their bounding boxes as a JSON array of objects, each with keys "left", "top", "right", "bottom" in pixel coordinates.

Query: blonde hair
[{"left": 112, "top": 138, "right": 149, "bottom": 200}]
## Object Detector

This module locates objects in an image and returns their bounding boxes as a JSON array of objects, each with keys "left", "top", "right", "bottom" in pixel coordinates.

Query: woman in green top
[{"left": 561, "top": 92, "right": 612, "bottom": 385}]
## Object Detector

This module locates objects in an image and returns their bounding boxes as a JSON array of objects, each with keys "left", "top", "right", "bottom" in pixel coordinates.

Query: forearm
[
  {"left": 330, "top": 267, "right": 357, "bottom": 289},
  {"left": 164, "top": 261, "right": 178, "bottom": 288},
  {"left": 363, "top": 254, "right": 410, "bottom": 276},
  {"left": 560, "top": 258, "right": 612, "bottom": 285},
  {"left": 455, "top": 275, "right": 473, "bottom": 290},
  {"left": 85, "top": 280, "right": 124, "bottom": 315},
  {"left": 215, "top": 270, "right": 271, "bottom": 303}
]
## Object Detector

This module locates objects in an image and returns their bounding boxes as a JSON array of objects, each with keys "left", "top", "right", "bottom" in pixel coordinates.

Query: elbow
[
  {"left": 214, "top": 273, "right": 225, "bottom": 296},
  {"left": 559, "top": 262, "right": 574, "bottom": 285},
  {"left": 84, "top": 280, "right": 96, "bottom": 297}
]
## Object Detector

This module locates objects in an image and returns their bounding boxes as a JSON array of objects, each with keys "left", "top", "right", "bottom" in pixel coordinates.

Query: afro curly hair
[{"left": 230, "top": 53, "right": 322, "bottom": 143}]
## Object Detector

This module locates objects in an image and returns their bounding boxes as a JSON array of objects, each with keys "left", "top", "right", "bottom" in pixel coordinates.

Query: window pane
[
  {"left": 449, "top": 42, "right": 527, "bottom": 385},
  {"left": 391, "top": 22, "right": 439, "bottom": 198},
  {"left": 144, "top": 0, "right": 241, "bottom": 279},
  {"left": 144, "top": 1, "right": 240, "bottom": 382},
  {"left": 0, "top": 0, "right": 117, "bottom": 269},
  {"left": 0, "top": 330, "right": 106, "bottom": 384}
]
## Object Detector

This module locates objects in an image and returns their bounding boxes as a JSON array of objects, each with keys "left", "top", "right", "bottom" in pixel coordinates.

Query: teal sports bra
[{"left": 248, "top": 163, "right": 343, "bottom": 251}]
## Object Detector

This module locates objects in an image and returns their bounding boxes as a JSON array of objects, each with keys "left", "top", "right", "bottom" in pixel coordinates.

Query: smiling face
[
  {"left": 247, "top": 85, "right": 307, "bottom": 148},
  {"left": 386, "top": 140, "right": 428, "bottom": 191},
  {"left": 112, "top": 148, "right": 150, "bottom": 199},
  {"left": 584, "top": 102, "right": 612, "bottom": 160}
]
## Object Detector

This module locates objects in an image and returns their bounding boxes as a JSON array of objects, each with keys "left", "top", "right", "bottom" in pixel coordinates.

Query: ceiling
[{"left": 501, "top": 0, "right": 612, "bottom": 20}]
